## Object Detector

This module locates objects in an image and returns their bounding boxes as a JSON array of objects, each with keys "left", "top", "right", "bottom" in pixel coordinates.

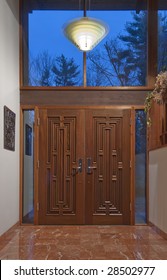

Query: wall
[
  {"left": 149, "top": 147, "right": 167, "bottom": 234},
  {"left": 0, "top": 0, "right": 19, "bottom": 236}
]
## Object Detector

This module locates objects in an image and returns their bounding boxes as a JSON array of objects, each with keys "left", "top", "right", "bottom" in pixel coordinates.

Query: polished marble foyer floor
[{"left": 0, "top": 225, "right": 167, "bottom": 260}]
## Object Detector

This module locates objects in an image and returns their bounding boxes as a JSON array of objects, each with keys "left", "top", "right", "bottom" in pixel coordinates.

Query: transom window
[{"left": 21, "top": 0, "right": 167, "bottom": 87}]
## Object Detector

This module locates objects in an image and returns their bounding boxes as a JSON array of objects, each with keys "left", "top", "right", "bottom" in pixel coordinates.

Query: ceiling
[
  {"left": 23, "top": 0, "right": 167, "bottom": 14},
  {"left": 25, "top": 0, "right": 148, "bottom": 12}
]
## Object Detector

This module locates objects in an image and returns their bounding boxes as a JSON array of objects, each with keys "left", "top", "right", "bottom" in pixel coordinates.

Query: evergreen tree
[
  {"left": 87, "top": 11, "right": 148, "bottom": 86},
  {"left": 158, "top": 12, "right": 167, "bottom": 72},
  {"left": 119, "top": 11, "right": 147, "bottom": 86},
  {"left": 52, "top": 54, "right": 80, "bottom": 86}
]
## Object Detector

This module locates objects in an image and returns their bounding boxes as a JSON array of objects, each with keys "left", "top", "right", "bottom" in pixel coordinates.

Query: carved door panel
[
  {"left": 85, "top": 109, "right": 131, "bottom": 225},
  {"left": 38, "top": 108, "right": 131, "bottom": 225},
  {"left": 38, "top": 109, "right": 85, "bottom": 224}
]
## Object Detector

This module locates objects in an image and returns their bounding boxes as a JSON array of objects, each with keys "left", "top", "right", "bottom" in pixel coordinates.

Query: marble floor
[{"left": 0, "top": 225, "right": 167, "bottom": 260}]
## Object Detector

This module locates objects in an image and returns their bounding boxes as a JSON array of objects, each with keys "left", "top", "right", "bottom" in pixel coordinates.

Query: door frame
[{"left": 20, "top": 105, "right": 146, "bottom": 225}]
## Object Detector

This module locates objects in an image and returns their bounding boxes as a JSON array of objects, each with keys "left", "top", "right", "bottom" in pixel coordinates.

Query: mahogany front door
[
  {"left": 85, "top": 109, "right": 131, "bottom": 224},
  {"left": 38, "top": 109, "right": 85, "bottom": 224},
  {"left": 38, "top": 108, "right": 131, "bottom": 225}
]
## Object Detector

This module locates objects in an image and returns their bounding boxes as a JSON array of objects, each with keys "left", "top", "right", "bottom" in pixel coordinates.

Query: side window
[
  {"left": 22, "top": 110, "right": 35, "bottom": 224},
  {"left": 158, "top": 0, "right": 167, "bottom": 72},
  {"left": 135, "top": 110, "right": 147, "bottom": 224}
]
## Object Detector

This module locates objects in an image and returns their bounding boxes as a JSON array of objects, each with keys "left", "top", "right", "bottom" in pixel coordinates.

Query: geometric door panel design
[
  {"left": 46, "top": 116, "right": 77, "bottom": 215},
  {"left": 92, "top": 116, "right": 123, "bottom": 215},
  {"left": 38, "top": 108, "right": 131, "bottom": 225},
  {"left": 85, "top": 109, "right": 131, "bottom": 225},
  {"left": 38, "top": 109, "right": 84, "bottom": 225}
]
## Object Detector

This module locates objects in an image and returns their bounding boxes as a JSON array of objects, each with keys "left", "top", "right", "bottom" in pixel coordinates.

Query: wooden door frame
[{"left": 20, "top": 105, "right": 146, "bottom": 225}]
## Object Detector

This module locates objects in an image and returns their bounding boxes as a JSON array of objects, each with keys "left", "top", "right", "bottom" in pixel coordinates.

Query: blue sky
[{"left": 29, "top": 10, "right": 133, "bottom": 61}]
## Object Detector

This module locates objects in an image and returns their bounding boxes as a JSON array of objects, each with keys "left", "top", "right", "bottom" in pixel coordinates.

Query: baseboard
[{"left": 149, "top": 221, "right": 167, "bottom": 240}]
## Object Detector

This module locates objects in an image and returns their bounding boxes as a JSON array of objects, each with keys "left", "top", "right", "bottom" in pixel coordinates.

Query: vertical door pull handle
[
  {"left": 87, "top": 158, "right": 97, "bottom": 174},
  {"left": 72, "top": 158, "right": 82, "bottom": 175},
  {"left": 77, "top": 158, "right": 82, "bottom": 173}
]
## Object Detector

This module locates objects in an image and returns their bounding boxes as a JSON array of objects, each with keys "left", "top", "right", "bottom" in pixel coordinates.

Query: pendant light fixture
[{"left": 63, "top": 0, "right": 109, "bottom": 52}]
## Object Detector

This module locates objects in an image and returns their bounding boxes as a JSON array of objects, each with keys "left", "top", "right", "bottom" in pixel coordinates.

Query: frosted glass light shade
[{"left": 63, "top": 17, "right": 109, "bottom": 51}]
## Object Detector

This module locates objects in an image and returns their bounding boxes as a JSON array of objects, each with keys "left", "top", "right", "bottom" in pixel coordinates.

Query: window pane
[
  {"left": 29, "top": 10, "right": 83, "bottom": 86},
  {"left": 135, "top": 110, "right": 147, "bottom": 224},
  {"left": 158, "top": 1, "right": 167, "bottom": 72},
  {"left": 87, "top": 7, "right": 148, "bottom": 86},
  {"left": 23, "top": 110, "right": 34, "bottom": 224},
  {"left": 22, "top": 0, "right": 83, "bottom": 86},
  {"left": 22, "top": 0, "right": 148, "bottom": 87}
]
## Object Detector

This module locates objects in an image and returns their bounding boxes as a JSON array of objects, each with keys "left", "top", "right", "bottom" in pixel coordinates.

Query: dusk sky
[{"left": 29, "top": 10, "right": 133, "bottom": 62}]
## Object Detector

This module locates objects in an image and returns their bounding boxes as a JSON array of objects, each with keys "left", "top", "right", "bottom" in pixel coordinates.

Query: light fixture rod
[
  {"left": 83, "top": 0, "right": 87, "bottom": 86},
  {"left": 84, "top": 0, "right": 87, "bottom": 17}
]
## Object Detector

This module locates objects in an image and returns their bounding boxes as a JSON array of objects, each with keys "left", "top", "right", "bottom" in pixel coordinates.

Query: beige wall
[
  {"left": 149, "top": 147, "right": 167, "bottom": 234},
  {"left": 0, "top": 0, "right": 19, "bottom": 236}
]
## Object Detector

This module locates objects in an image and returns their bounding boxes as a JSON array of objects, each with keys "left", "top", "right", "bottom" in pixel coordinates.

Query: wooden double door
[{"left": 38, "top": 108, "right": 131, "bottom": 225}]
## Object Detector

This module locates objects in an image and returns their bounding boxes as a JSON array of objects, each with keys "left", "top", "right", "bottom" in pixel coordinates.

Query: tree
[
  {"left": 87, "top": 38, "right": 138, "bottom": 86},
  {"left": 87, "top": 59, "right": 107, "bottom": 86},
  {"left": 119, "top": 11, "right": 147, "bottom": 86},
  {"left": 87, "top": 48, "right": 114, "bottom": 86},
  {"left": 158, "top": 12, "right": 167, "bottom": 72},
  {"left": 52, "top": 54, "right": 80, "bottom": 86},
  {"left": 30, "top": 51, "right": 54, "bottom": 86},
  {"left": 87, "top": 11, "right": 148, "bottom": 86}
]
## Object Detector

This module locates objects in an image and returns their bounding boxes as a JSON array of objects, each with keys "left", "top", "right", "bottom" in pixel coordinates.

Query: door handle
[
  {"left": 72, "top": 158, "right": 82, "bottom": 175},
  {"left": 87, "top": 158, "right": 97, "bottom": 174}
]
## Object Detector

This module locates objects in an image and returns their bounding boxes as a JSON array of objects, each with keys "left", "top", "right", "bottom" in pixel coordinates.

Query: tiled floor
[{"left": 0, "top": 225, "right": 167, "bottom": 260}]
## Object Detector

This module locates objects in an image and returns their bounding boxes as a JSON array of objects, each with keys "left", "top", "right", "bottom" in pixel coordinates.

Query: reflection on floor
[
  {"left": 135, "top": 197, "right": 146, "bottom": 224},
  {"left": 0, "top": 225, "right": 167, "bottom": 260},
  {"left": 135, "top": 153, "right": 146, "bottom": 224},
  {"left": 22, "top": 209, "right": 34, "bottom": 224}
]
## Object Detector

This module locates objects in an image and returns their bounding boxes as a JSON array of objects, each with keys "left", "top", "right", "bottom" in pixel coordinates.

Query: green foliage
[
  {"left": 144, "top": 92, "right": 155, "bottom": 126},
  {"left": 144, "top": 70, "right": 167, "bottom": 126}
]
